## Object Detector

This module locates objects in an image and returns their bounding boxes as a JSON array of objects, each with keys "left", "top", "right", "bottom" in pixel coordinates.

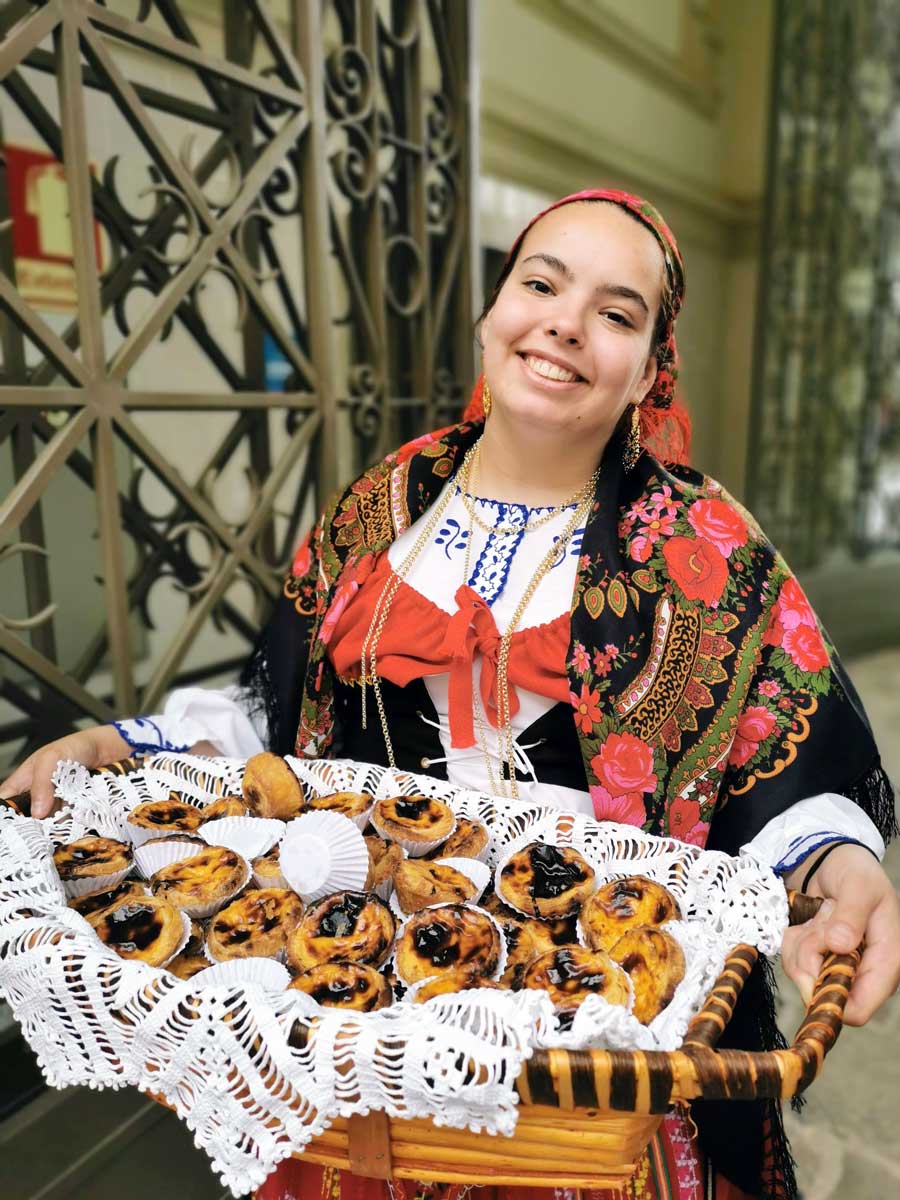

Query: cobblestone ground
[{"left": 776, "top": 650, "right": 900, "bottom": 1200}]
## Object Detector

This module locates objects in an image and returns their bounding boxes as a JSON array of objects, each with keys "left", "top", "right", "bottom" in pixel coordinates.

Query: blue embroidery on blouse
[
  {"left": 549, "top": 527, "right": 585, "bottom": 570},
  {"left": 113, "top": 718, "right": 190, "bottom": 756},
  {"left": 434, "top": 518, "right": 470, "bottom": 560}
]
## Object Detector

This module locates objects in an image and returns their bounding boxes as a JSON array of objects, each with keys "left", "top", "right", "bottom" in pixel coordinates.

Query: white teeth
[{"left": 524, "top": 354, "right": 579, "bottom": 383}]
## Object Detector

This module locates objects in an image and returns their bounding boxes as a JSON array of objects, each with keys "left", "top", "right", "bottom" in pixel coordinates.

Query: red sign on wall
[{"left": 4, "top": 144, "right": 103, "bottom": 313}]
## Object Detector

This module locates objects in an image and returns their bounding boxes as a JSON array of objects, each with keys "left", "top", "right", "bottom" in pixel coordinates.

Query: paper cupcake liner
[
  {"left": 190, "top": 956, "right": 291, "bottom": 990},
  {"left": 63, "top": 866, "right": 132, "bottom": 900},
  {"left": 125, "top": 819, "right": 203, "bottom": 849},
  {"left": 159, "top": 910, "right": 194, "bottom": 968},
  {"left": 307, "top": 798, "right": 374, "bottom": 832},
  {"left": 280, "top": 811, "right": 369, "bottom": 903},
  {"left": 199, "top": 816, "right": 285, "bottom": 860},
  {"left": 134, "top": 839, "right": 206, "bottom": 881},
  {"left": 202, "top": 934, "right": 289, "bottom": 967},
  {"left": 369, "top": 809, "right": 458, "bottom": 859},
  {"left": 169, "top": 859, "right": 252, "bottom": 920},
  {"left": 391, "top": 902, "right": 507, "bottom": 986},
  {"left": 388, "top": 857, "right": 491, "bottom": 921}
]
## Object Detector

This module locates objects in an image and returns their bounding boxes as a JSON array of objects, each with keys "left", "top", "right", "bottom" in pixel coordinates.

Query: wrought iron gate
[
  {"left": 748, "top": 0, "right": 900, "bottom": 568},
  {"left": 0, "top": 0, "right": 474, "bottom": 769}
]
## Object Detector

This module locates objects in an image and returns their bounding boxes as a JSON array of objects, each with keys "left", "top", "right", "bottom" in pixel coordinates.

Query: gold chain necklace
[
  {"left": 360, "top": 438, "right": 598, "bottom": 795},
  {"left": 455, "top": 441, "right": 590, "bottom": 536}
]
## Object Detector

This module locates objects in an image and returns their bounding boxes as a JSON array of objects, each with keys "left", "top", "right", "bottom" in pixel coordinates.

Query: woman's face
[{"left": 481, "top": 202, "right": 664, "bottom": 443}]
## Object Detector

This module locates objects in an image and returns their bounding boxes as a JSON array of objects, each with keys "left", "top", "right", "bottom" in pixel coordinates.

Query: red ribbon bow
[{"left": 439, "top": 585, "right": 520, "bottom": 748}]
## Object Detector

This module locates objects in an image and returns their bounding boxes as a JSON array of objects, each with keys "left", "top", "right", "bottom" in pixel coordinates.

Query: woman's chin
[{"left": 495, "top": 390, "right": 595, "bottom": 435}]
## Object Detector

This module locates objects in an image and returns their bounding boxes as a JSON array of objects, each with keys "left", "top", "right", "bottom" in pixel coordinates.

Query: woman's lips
[{"left": 517, "top": 352, "right": 585, "bottom": 388}]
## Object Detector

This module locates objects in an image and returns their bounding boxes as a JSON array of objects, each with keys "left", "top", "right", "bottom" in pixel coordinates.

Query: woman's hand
[
  {"left": 781, "top": 842, "right": 900, "bottom": 1025},
  {"left": 0, "top": 726, "right": 131, "bottom": 819}
]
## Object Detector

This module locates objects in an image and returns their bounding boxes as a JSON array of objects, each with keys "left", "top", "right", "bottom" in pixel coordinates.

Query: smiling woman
[{"left": 3, "top": 190, "right": 897, "bottom": 1200}]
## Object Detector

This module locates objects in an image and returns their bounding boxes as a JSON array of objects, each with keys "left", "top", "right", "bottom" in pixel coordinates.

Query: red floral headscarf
[{"left": 464, "top": 188, "right": 691, "bottom": 465}]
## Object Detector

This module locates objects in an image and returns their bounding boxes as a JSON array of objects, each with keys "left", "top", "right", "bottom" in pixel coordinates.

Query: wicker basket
[
  {"left": 296, "top": 891, "right": 856, "bottom": 1188},
  {"left": 87, "top": 760, "right": 857, "bottom": 1190}
]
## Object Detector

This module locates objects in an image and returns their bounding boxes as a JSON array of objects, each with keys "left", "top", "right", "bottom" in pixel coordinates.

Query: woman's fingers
[
  {"left": 780, "top": 899, "right": 835, "bottom": 1005},
  {"left": 0, "top": 756, "right": 38, "bottom": 807},
  {"left": 841, "top": 890, "right": 900, "bottom": 1026}
]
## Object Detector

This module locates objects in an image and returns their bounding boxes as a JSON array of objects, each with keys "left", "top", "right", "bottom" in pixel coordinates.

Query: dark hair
[{"left": 476, "top": 199, "right": 673, "bottom": 358}]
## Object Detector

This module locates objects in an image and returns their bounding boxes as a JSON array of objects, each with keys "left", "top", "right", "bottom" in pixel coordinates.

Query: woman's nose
[{"left": 546, "top": 310, "right": 583, "bottom": 346}]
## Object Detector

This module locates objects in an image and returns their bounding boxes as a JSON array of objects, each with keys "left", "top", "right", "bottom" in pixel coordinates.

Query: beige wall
[{"left": 478, "top": 0, "right": 773, "bottom": 498}]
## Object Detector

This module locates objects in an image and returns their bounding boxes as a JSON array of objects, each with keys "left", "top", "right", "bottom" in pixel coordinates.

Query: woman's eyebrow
[
  {"left": 520, "top": 254, "right": 649, "bottom": 316},
  {"left": 595, "top": 283, "right": 649, "bottom": 316}
]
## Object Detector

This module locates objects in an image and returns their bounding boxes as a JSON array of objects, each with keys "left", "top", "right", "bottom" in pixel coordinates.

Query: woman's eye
[
  {"left": 524, "top": 279, "right": 553, "bottom": 295},
  {"left": 602, "top": 310, "right": 632, "bottom": 327}
]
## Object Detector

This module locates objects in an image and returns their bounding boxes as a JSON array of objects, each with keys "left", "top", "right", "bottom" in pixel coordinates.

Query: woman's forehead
[{"left": 517, "top": 201, "right": 664, "bottom": 291}]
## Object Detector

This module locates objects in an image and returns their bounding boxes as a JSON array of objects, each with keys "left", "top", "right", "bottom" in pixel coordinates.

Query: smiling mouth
[{"left": 518, "top": 353, "right": 585, "bottom": 384}]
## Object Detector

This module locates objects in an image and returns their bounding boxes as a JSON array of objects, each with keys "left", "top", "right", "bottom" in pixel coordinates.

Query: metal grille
[
  {"left": 748, "top": 0, "right": 900, "bottom": 568},
  {"left": 0, "top": 0, "right": 474, "bottom": 767}
]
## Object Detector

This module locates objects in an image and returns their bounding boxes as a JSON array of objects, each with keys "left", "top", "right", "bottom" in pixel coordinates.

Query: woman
[{"left": 2, "top": 190, "right": 898, "bottom": 1200}]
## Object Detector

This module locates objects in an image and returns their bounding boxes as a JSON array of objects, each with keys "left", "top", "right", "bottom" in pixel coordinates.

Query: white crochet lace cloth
[{"left": 0, "top": 754, "right": 788, "bottom": 1195}]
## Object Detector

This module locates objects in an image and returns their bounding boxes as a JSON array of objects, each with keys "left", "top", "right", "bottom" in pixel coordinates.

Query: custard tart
[
  {"left": 150, "top": 845, "right": 249, "bottom": 917},
  {"left": 522, "top": 946, "right": 631, "bottom": 1012},
  {"left": 308, "top": 791, "right": 373, "bottom": 825},
  {"left": 500, "top": 916, "right": 578, "bottom": 988},
  {"left": 608, "top": 926, "right": 685, "bottom": 1023},
  {"left": 201, "top": 796, "right": 247, "bottom": 822},
  {"left": 286, "top": 891, "right": 396, "bottom": 972},
  {"left": 241, "top": 752, "right": 305, "bottom": 820},
  {"left": 69, "top": 879, "right": 148, "bottom": 925},
  {"left": 580, "top": 876, "right": 680, "bottom": 951},
  {"left": 430, "top": 818, "right": 489, "bottom": 861},
  {"left": 498, "top": 841, "right": 595, "bottom": 918},
  {"left": 363, "top": 836, "right": 404, "bottom": 895},
  {"left": 53, "top": 836, "right": 132, "bottom": 885},
  {"left": 205, "top": 888, "right": 304, "bottom": 962},
  {"left": 128, "top": 797, "right": 205, "bottom": 841},
  {"left": 251, "top": 843, "right": 289, "bottom": 889},
  {"left": 394, "top": 904, "right": 501, "bottom": 985},
  {"left": 371, "top": 794, "right": 455, "bottom": 853},
  {"left": 412, "top": 967, "right": 500, "bottom": 1003},
  {"left": 95, "top": 895, "right": 187, "bottom": 967},
  {"left": 288, "top": 962, "right": 392, "bottom": 1011},
  {"left": 392, "top": 858, "right": 479, "bottom": 914}
]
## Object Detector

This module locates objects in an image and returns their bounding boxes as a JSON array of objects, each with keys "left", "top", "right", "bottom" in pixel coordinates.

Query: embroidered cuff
[
  {"left": 774, "top": 833, "right": 866, "bottom": 876},
  {"left": 113, "top": 717, "right": 191, "bottom": 756}
]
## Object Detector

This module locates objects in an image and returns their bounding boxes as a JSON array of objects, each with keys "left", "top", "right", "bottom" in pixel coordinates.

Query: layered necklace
[{"left": 360, "top": 438, "right": 599, "bottom": 799}]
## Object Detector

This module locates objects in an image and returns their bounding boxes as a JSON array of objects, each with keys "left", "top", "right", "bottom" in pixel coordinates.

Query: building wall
[{"left": 478, "top": 0, "right": 773, "bottom": 499}]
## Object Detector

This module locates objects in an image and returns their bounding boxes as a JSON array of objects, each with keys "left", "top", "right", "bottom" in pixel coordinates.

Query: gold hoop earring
[
  {"left": 623, "top": 403, "right": 641, "bottom": 471},
  {"left": 482, "top": 377, "right": 492, "bottom": 419}
]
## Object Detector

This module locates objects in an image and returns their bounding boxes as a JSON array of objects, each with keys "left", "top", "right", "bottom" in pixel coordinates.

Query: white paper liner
[
  {"left": 191, "top": 956, "right": 291, "bottom": 990},
  {"left": 62, "top": 865, "right": 132, "bottom": 900},
  {"left": 279, "top": 811, "right": 368, "bottom": 903},
  {"left": 389, "top": 856, "right": 491, "bottom": 920},
  {"left": 370, "top": 804, "right": 458, "bottom": 858},
  {"left": 160, "top": 909, "right": 194, "bottom": 967},
  {"left": 391, "top": 902, "right": 508, "bottom": 986},
  {"left": 199, "top": 816, "right": 285, "bottom": 860},
  {"left": 307, "top": 796, "right": 374, "bottom": 832},
  {"left": 152, "top": 856, "right": 251, "bottom": 920},
  {"left": 134, "top": 838, "right": 206, "bottom": 880}
]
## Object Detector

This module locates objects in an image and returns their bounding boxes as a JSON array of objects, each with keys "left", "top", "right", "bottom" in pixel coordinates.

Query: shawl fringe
[{"left": 845, "top": 754, "right": 899, "bottom": 843}]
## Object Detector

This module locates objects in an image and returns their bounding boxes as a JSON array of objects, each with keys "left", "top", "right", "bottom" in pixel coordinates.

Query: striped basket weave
[{"left": 298, "top": 891, "right": 856, "bottom": 1190}]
